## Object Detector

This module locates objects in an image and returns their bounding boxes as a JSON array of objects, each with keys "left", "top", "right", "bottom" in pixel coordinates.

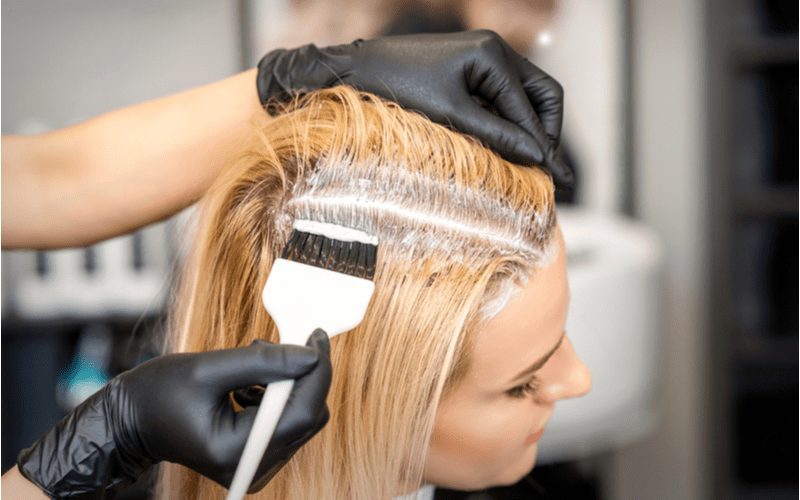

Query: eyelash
[{"left": 506, "top": 376, "right": 541, "bottom": 399}]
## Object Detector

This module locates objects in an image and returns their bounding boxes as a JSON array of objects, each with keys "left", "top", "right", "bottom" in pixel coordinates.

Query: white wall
[
  {"left": 1, "top": 0, "right": 243, "bottom": 317},
  {"left": 1, "top": 1, "right": 242, "bottom": 133},
  {"left": 608, "top": 1, "right": 711, "bottom": 499},
  {"left": 534, "top": 2, "right": 712, "bottom": 498},
  {"left": 535, "top": 0, "right": 625, "bottom": 212}
]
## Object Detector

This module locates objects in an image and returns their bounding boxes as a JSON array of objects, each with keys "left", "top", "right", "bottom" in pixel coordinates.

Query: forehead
[{"left": 466, "top": 227, "right": 569, "bottom": 387}]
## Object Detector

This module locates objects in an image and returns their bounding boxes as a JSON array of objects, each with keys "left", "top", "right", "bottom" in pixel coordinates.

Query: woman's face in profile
[{"left": 424, "top": 226, "right": 592, "bottom": 490}]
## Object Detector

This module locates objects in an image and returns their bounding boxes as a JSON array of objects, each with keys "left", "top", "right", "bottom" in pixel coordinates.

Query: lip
[{"left": 524, "top": 427, "right": 546, "bottom": 446}]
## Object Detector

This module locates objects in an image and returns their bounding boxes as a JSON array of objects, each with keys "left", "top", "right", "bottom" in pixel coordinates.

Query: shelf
[
  {"left": 733, "top": 36, "right": 799, "bottom": 69},
  {"left": 734, "top": 188, "right": 799, "bottom": 218},
  {"left": 735, "top": 482, "right": 799, "bottom": 500},
  {"left": 734, "top": 362, "right": 798, "bottom": 395},
  {"left": 735, "top": 334, "right": 798, "bottom": 367},
  {"left": 0, "top": 313, "right": 163, "bottom": 336}
]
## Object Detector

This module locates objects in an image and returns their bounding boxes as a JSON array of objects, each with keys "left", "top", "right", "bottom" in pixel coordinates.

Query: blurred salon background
[{"left": 1, "top": 1, "right": 797, "bottom": 499}]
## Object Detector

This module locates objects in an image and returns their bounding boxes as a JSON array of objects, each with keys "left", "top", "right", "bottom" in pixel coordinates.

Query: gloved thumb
[{"left": 232, "top": 329, "right": 329, "bottom": 407}]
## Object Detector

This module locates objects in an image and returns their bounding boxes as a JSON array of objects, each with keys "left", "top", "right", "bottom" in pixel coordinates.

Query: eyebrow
[{"left": 508, "top": 331, "right": 566, "bottom": 384}]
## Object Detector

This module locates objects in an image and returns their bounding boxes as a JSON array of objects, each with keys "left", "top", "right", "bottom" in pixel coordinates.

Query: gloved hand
[
  {"left": 256, "top": 30, "right": 573, "bottom": 187},
  {"left": 17, "top": 329, "right": 332, "bottom": 498}
]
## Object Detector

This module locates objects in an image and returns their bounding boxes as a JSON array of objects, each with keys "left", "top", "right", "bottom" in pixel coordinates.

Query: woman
[{"left": 158, "top": 85, "right": 590, "bottom": 498}]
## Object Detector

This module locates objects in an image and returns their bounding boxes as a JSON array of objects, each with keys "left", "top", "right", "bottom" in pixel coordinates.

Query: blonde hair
[{"left": 157, "top": 86, "right": 556, "bottom": 499}]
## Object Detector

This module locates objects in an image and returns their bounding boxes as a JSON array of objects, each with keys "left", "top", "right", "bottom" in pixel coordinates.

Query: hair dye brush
[{"left": 226, "top": 219, "right": 378, "bottom": 500}]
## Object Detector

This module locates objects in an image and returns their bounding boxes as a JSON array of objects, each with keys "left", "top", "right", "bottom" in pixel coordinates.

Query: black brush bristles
[{"left": 280, "top": 229, "right": 378, "bottom": 280}]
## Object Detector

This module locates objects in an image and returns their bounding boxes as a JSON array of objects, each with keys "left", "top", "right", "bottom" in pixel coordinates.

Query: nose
[{"left": 538, "top": 337, "right": 592, "bottom": 403}]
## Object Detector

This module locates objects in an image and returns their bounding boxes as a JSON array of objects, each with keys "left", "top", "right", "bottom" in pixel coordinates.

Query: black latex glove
[
  {"left": 17, "top": 330, "right": 331, "bottom": 498},
  {"left": 256, "top": 30, "right": 573, "bottom": 187}
]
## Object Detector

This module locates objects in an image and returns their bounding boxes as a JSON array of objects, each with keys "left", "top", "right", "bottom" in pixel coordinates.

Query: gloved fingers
[
  {"left": 194, "top": 340, "right": 321, "bottom": 394},
  {"left": 272, "top": 329, "right": 332, "bottom": 442},
  {"left": 226, "top": 398, "right": 327, "bottom": 461},
  {"left": 305, "top": 328, "right": 330, "bottom": 361},
  {"left": 233, "top": 328, "right": 330, "bottom": 408},
  {"left": 515, "top": 72, "right": 573, "bottom": 187},
  {"left": 285, "top": 403, "right": 330, "bottom": 449},
  {"left": 231, "top": 329, "right": 331, "bottom": 408},
  {"left": 541, "top": 145, "right": 574, "bottom": 189},
  {"left": 468, "top": 64, "right": 572, "bottom": 187},
  {"left": 465, "top": 43, "right": 542, "bottom": 142},
  {"left": 245, "top": 400, "right": 326, "bottom": 495},
  {"left": 445, "top": 97, "right": 553, "bottom": 168},
  {"left": 231, "top": 329, "right": 330, "bottom": 430},
  {"left": 226, "top": 343, "right": 330, "bottom": 488},
  {"left": 458, "top": 31, "right": 566, "bottom": 179},
  {"left": 204, "top": 332, "right": 329, "bottom": 483},
  {"left": 508, "top": 61, "right": 573, "bottom": 187},
  {"left": 515, "top": 54, "right": 565, "bottom": 145},
  {"left": 243, "top": 404, "right": 330, "bottom": 494}
]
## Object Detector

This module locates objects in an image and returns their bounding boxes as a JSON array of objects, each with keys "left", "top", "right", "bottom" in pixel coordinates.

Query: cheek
[{"left": 425, "top": 397, "right": 540, "bottom": 489}]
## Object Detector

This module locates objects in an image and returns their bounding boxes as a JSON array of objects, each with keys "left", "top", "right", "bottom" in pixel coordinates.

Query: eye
[{"left": 506, "top": 376, "right": 541, "bottom": 399}]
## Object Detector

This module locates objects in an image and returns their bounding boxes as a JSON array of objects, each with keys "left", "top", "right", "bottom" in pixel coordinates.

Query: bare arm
[
  {"left": 2, "top": 68, "right": 262, "bottom": 249},
  {"left": 1, "top": 466, "right": 49, "bottom": 500}
]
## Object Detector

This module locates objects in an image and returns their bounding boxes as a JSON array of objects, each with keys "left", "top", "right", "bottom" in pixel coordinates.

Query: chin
[
  {"left": 473, "top": 449, "right": 541, "bottom": 491},
  {"left": 498, "top": 445, "right": 540, "bottom": 486},
  {"left": 427, "top": 448, "right": 540, "bottom": 491}
]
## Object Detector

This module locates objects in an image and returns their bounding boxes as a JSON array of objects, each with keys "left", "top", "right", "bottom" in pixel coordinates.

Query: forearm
[
  {"left": 1, "top": 466, "right": 49, "bottom": 500},
  {"left": 2, "top": 68, "right": 262, "bottom": 249}
]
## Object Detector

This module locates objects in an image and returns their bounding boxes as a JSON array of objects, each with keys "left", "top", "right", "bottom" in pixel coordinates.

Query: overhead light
[{"left": 537, "top": 31, "right": 553, "bottom": 47}]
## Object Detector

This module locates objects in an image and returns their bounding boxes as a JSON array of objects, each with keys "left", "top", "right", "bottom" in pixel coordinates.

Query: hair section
[{"left": 157, "top": 86, "right": 556, "bottom": 499}]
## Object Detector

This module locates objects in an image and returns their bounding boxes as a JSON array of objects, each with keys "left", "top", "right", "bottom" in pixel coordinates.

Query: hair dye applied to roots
[{"left": 157, "top": 86, "right": 556, "bottom": 499}]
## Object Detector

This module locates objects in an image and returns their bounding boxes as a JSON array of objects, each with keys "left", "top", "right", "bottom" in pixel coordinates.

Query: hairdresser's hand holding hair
[
  {"left": 257, "top": 30, "right": 573, "bottom": 187},
  {"left": 12, "top": 331, "right": 331, "bottom": 498}
]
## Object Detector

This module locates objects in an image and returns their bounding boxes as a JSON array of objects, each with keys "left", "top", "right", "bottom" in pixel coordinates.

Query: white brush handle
[
  {"left": 226, "top": 379, "right": 294, "bottom": 500},
  {"left": 226, "top": 258, "right": 376, "bottom": 499}
]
